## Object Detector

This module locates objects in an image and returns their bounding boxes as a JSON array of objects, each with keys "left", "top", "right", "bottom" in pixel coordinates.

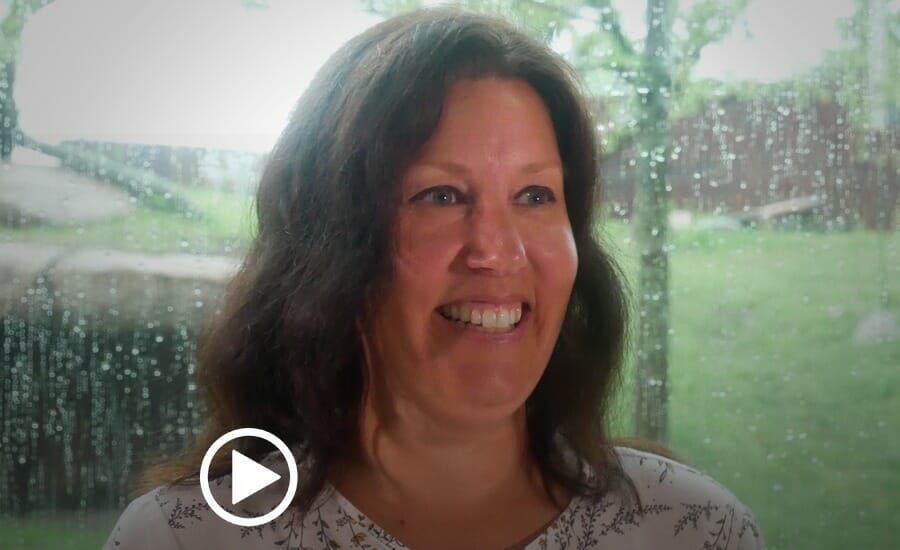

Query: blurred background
[{"left": 0, "top": 0, "right": 896, "bottom": 548}]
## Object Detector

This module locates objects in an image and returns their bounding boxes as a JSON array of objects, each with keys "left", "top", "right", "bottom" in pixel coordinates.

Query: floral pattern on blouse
[{"left": 105, "top": 447, "right": 766, "bottom": 549}]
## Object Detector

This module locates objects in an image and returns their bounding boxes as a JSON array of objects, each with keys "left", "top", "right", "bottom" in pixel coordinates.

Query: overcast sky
[{"left": 11, "top": 0, "right": 878, "bottom": 151}]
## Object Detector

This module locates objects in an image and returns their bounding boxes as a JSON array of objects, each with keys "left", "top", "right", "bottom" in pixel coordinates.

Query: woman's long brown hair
[{"left": 141, "top": 7, "right": 650, "bottom": 512}]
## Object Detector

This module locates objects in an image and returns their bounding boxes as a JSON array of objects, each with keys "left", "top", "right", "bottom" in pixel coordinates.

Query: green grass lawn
[
  {"left": 1, "top": 205, "right": 898, "bottom": 549},
  {"left": 605, "top": 224, "right": 900, "bottom": 550},
  {"left": 0, "top": 511, "right": 117, "bottom": 550},
  {"left": 0, "top": 185, "right": 257, "bottom": 255}
]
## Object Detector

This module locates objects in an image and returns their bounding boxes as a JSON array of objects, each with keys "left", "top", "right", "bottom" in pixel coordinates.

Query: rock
[
  {"left": 0, "top": 243, "right": 240, "bottom": 331},
  {"left": 0, "top": 163, "right": 134, "bottom": 227},
  {"left": 10, "top": 147, "right": 61, "bottom": 168},
  {"left": 669, "top": 209, "right": 693, "bottom": 230},
  {"left": 0, "top": 242, "right": 66, "bottom": 315},
  {"left": 853, "top": 310, "right": 899, "bottom": 345},
  {"left": 694, "top": 215, "right": 742, "bottom": 231},
  {"left": 826, "top": 304, "right": 846, "bottom": 318}
]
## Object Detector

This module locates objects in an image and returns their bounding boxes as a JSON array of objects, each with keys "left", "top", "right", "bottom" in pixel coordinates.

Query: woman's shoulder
[
  {"left": 103, "top": 456, "right": 297, "bottom": 549},
  {"left": 551, "top": 445, "right": 766, "bottom": 549},
  {"left": 103, "top": 486, "right": 180, "bottom": 549},
  {"left": 618, "top": 446, "right": 764, "bottom": 548},
  {"left": 612, "top": 445, "right": 751, "bottom": 509}
]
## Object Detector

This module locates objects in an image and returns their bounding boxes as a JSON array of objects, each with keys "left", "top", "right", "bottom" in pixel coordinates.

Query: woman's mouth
[{"left": 436, "top": 302, "right": 528, "bottom": 333}]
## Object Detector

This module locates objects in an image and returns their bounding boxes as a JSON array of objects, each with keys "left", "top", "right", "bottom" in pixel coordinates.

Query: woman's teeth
[{"left": 438, "top": 303, "right": 523, "bottom": 332}]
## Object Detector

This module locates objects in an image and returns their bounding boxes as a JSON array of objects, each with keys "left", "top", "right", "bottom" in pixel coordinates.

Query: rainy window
[{"left": 1, "top": 1, "right": 897, "bottom": 549}]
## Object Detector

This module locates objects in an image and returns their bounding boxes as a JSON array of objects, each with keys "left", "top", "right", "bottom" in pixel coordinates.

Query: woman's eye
[
  {"left": 411, "top": 186, "right": 465, "bottom": 205},
  {"left": 515, "top": 186, "right": 557, "bottom": 206}
]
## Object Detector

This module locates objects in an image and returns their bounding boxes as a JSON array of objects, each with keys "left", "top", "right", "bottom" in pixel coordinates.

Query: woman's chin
[{"left": 439, "top": 362, "right": 541, "bottom": 417}]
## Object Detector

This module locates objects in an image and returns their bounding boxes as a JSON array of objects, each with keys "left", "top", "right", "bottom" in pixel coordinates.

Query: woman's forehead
[{"left": 409, "top": 78, "right": 562, "bottom": 170}]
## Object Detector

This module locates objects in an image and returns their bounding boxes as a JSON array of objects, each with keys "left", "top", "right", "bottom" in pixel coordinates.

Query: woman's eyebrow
[
  {"left": 520, "top": 162, "right": 563, "bottom": 175},
  {"left": 410, "top": 160, "right": 562, "bottom": 176},
  {"left": 410, "top": 160, "right": 473, "bottom": 178}
]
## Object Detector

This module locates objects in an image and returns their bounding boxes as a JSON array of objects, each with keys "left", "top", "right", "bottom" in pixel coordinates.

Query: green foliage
[
  {"left": 357, "top": 0, "right": 747, "bottom": 155},
  {"left": 670, "top": 0, "right": 747, "bottom": 97},
  {"left": 361, "top": 0, "right": 575, "bottom": 41},
  {"left": 817, "top": 0, "right": 898, "bottom": 133},
  {"left": 361, "top": 0, "right": 425, "bottom": 17}
]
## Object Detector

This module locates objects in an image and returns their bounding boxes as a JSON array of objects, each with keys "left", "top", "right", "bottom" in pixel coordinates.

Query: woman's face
[{"left": 363, "top": 78, "right": 578, "bottom": 427}]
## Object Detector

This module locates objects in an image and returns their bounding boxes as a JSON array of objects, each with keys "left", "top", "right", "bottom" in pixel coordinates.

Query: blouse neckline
[{"left": 320, "top": 481, "right": 581, "bottom": 549}]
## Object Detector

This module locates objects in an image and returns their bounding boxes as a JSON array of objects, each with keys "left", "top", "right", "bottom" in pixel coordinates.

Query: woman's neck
[
  {"left": 338, "top": 392, "right": 544, "bottom": 509},
  {"left": 328, "top": 391, "right": 570, "bottom": 549}
]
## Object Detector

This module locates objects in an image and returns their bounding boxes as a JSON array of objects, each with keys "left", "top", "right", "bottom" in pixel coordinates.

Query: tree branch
[
  {"left": 1, "top": 0, "right": 56, "bottom": 61},
  {"left": 517, "top": 0, "right": 635, "bottom": 57},
  {"left": 670, "top": 0, "right": 747, "bottom": 100},
  {"left": 575, "top": 53, "right": 641, "bottom": 84},
  {"left": 584, "top": 0, "right": 636, "bottom": 57}
]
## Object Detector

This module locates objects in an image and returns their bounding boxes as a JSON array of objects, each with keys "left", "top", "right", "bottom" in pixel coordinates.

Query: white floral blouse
[{"left": 104, "top": 447, "right": 765, "bottom": 549}]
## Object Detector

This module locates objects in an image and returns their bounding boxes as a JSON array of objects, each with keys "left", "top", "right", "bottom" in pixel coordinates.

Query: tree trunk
[
  {"left": 0, "top": 60, "right": 17, "bottom": 161},
  {"left": 634, "top": 0, "right": 674, "bottom": 442},
  {"left": 0, "top": 0, "right": 55, "bottom": 162}
]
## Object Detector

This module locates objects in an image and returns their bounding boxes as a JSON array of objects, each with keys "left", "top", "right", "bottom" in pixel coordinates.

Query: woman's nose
[{"left": 463, "top": 204, "right": 527, "bottom": 275}]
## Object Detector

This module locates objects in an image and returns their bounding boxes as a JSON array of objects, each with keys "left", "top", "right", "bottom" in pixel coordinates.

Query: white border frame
[{"left": 200, "top": 427, "right": 298, "bottom": 527}]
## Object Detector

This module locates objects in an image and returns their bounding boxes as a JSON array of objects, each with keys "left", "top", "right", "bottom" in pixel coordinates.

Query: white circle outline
[{"left": 200, "top": 427, "right": 298, "bottom": 527}]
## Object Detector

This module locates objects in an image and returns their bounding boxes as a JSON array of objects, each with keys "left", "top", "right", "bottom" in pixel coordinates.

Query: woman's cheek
[
  {"left": 397, "top": 207, "right": 465, "bottom": 247},
  {"left": 393, "top": 210, "right": 465, "bottom": 284},
  {"left": 523, "top": 220, "right": 578, "bottom": 284}
]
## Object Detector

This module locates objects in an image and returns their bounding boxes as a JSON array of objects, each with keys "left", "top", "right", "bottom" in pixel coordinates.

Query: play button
[
  {"left": 231, "top": 450, "right": 282, "bottom": 504},
  {"left": 200, "top": 428, "right": 298, "bottom": 527}
]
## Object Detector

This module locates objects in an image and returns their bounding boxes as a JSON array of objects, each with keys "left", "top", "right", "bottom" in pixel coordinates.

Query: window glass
[{"left": 1, "top": 1, "right": 896, "bottom": 549}]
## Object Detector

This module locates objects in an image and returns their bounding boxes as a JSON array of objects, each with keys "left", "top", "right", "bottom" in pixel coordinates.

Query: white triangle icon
[{"left": 231, "top": 450, "right": 282, "bottom": 505}]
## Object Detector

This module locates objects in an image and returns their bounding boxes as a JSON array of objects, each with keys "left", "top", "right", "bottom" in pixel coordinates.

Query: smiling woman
[{"left": 104, "top": 7, "right": 764, "bottom": 550}]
